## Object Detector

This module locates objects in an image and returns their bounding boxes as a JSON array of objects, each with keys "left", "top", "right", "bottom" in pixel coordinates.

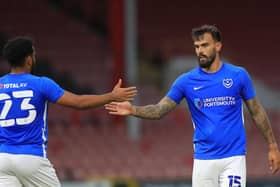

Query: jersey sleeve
[
  {"left": 239, "top": 68, "right": 256, "bottom": 100},
  {"left": 40, "top": 77, "right": 65, "bottom": 103},
  {"left": 166, "top": 76, "right": 185, "bottom": 104}
]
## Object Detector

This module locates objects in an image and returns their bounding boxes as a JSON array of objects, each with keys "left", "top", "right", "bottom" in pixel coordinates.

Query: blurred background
[{"left": 0, "top": 0, "right": 280, "bottom": 186}]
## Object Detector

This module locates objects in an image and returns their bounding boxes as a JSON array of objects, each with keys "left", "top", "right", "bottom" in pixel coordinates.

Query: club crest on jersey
[
  {"left": 194, "top": 98, "right": 203, "bottom": 109},
  {"left": 223, "top": 78, "right": 233, "bottom": 88}
]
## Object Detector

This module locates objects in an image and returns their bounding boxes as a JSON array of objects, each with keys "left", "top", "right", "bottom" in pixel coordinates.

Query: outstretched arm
[
  {"left": 105, "top": 96, "right": 177, "bottom": 120},
  {"left": 245, "top": 97, "right": 280, "bottom": 174},
  {"left": 56, "top": 79, "right": 137, "bottom": 109}
]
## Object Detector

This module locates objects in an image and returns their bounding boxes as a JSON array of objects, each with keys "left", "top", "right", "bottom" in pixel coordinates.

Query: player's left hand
[{"left": 268, "top": 143, "right": 280, "bottom": 174}]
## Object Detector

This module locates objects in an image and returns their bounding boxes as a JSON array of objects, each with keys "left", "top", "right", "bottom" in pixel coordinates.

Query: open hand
[
  {"left": 268, "top": 144, "right": 280, "bottom": 174},
  {"left": 111, "top": 79, "right": 137, "bottom": 101},
  {"left": 105, "top": 101, "right": 133, "bottom": 116}
]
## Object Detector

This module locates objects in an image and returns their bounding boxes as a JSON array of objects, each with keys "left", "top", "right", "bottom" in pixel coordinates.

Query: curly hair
[{"left": 3, "top": 37, "right": 34, "bottom": 67}]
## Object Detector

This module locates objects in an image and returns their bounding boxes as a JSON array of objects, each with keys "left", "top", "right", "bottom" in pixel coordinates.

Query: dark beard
[{"left": 198, "top": 53, "right": 216, "bottom": 69}]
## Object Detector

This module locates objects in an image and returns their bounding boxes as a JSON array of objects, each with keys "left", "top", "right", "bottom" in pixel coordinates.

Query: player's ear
[
  {"left": 216, "top": 41, "right": 222, "bottom": 52},
  {"left": 25, "top": 56, "right": 33, "bottom": 67}
]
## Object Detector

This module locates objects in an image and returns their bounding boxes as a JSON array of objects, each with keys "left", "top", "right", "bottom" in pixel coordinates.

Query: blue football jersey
[
  {"left": 0, "top": 73, "right": 64, "bottom": 157},
  {"left": 167, "top": 63, "right": 256, "bottom": 159}
]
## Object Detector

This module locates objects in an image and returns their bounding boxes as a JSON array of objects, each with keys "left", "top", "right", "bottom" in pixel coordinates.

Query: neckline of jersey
[
  {"left": 199, "top": 62, "right": 224, "bottom": 75},
  {"left": 7, "top": 73, "right": 30, "bottom": 76}
]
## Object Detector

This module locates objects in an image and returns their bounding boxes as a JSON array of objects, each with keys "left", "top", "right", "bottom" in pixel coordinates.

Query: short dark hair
[
  {"left": 3, "top": 37, "right": 34, "bottom": 67},
  {"left": 191, "top": 25, "right": 222, "bottom": 42}
]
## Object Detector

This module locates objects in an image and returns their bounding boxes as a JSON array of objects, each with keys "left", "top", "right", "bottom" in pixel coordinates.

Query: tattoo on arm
[
  {"left": 133, "top": 97, "right": 177, "bottom": 120},
  {"left": 246, "top": 98, "right": 276, "bottom": 145}
]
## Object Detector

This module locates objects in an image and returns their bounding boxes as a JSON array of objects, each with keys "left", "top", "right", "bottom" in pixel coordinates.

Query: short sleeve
[
  {"left": 166, "top": 76, "right": 185, "bottom": 104},
  {"left": 40, "top": 77, "right": 65, "bottom": 103},
  {"left": 239, "top": 68, "right": 256, "bottom": 101}
]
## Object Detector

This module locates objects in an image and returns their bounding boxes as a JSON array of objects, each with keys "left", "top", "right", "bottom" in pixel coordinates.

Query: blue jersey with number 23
[{"left": 0, "top": 73, "right": 64, "bottom": 158}]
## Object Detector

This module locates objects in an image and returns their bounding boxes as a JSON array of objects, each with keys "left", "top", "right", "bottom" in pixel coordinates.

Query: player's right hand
[
  {"left": 268, "top": 143, "right": 280, "bottom": 174},
  {"left": 111, "top": 79, "right": 137, "bottom": 101},
  {"left": 105, "top": 101, "right": 133, "bottom": 116}
]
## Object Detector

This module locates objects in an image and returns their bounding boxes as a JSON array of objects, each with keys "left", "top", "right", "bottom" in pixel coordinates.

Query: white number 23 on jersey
[{"left": 0, "top": 90, "right": 36, "bottom": 127}]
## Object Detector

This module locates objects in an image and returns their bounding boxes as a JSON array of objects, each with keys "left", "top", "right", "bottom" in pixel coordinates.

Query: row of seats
[
  {"left": 53, "top": 0, "right": 280, "bottom": 91},
  {"left": 137, "top": 0, "right": 280, "bottom": 91},
  {"left": 0, "top": 0, "right": 113, "bottom": 92}
]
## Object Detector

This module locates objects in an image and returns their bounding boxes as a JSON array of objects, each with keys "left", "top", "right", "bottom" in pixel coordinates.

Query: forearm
[
  {"left": 132, "top": 97, "right": 176, "bottom": 119},
  {"left": 76, "top": 93, "right": 114, "bottom": 109},
  {"left": 246, "top": 98, "right": 278, "bottom": 147},
  {"left": 57, "top": 91, "right": 115, "bottom": 109},
  {"left": 252, "top": 108, "right": 277, "bottom": 146},
  {"left": 132, "top": 104, "right": 163, "bottom": 120}
]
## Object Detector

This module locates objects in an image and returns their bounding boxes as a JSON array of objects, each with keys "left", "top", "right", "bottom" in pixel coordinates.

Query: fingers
[
  {"left": 124, "top": 86, "right": 137, "bottom": 91},
  {"left": 269, "top": 159, "right": 274, "bottom": 173},
  {"left": 126, "top": 97, "right": 135, "bottom": 101},
  {"left": 120, "top": 87, "right": 137, "bottom": 101},
  {"left": 114, "top": 79, "right": 122, "bottom": 89},
  {"left": 272, "top": 162, "right": 280, "bottom": 174},
  {"left": 104, "top": 103, "right": 124, "bottom": 116},
  {"left": 123, "top": 87, "right": 137, "bottom": 94},
  {"left": 269, "top": 158, "right": 273, "bottom": 171},
  {"left": 272, "top": 168, "right": 279, "bottom": 174},
  {"left": 271, "top": 164, "right": 278, "bottom": 174},
  {"left": 269, "top": 157, "right": 280, "bottom": 174},
  {"left": 112, "top": 82, "right": 137, "bottom": 101},
  {"left": 105, "top": 103, "right": 117, "bottom": 111},
  {"left": 125, "top": 90, "right": 137, "bottom": 96},
  {"left": 108, "top": 111, "right": 121, "bottom": 115},
  {"left": 123, "top": 93, "right": 137, "bottom": 101}
]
